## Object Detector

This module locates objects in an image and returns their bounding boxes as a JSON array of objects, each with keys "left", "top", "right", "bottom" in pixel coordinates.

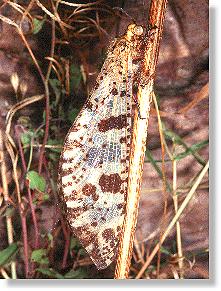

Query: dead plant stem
[
  {"left": 0, "top": 129, "right": 17, "bottom": 279},
  {"left": 15, "top": 125, "right": 40, "bottom": 248},
  {"left": 153, "top": 93, "right": 168, "bottom": 278},
  {"left": 114, "top": 0, "right": 168, "bottom": 279},
  {"left": 172, "top": 150, "right": 184, "bottom": 278},
  {"left": 38, "top": 3, "right": 56, "bottom": 174}
]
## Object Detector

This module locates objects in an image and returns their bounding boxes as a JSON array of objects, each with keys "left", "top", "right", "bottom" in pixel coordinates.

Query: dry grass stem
[
  {"left": 136, "top": 160, "right": 209, "bottom": 278},
  {"left": 172, "top": 153, "right": 184, "bottom": 278},
  {"left": 0, "top": 129, "right": 17, "bottom": 279}
]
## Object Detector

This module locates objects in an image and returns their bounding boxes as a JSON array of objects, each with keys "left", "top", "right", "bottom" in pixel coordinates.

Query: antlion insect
[{"left": 58, "top": 23, "right": 154, "bottom": 269}]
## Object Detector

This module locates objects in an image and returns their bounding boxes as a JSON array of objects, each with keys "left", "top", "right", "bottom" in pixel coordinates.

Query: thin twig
[
  {"left": 0, "top": 129, "right": 17, "bottom": 279},
  {"left": 0, "top": 10, "right": 52, "bottom": 176},
  {"left": 153, "top": 92, "right": 168, "bottom": 278},
  {"left": 14, "top": 125, "right": 40, "bottom": 248},
  {"left": 136, "top": 161, "right": 209, "bottom": 278},
  {"left": 178, "top": 83, "right": 209, "bottom": 114},
  {"left": 114, "top": 0, "right": 168, "bottom": 279},
  {"left": 0, "top": 268, "right": 11, "bottom": 279},
  {"left": 62, "top": 228, "right": 70, "bottom": 269},
  {"left": 4, "top": 136, "right": 30, "bottom": 277},
  {"left": 172, "top": 145, "right": 184, "bottom": 278},
  {"left": 38, "top": 1, "right": 56, "bottom": 174},
  {"left": 134, "top": 237, "right": 145, "bottom": 265},
  {"left": 3, "top": 92, "right": 42, "bottom": 278},
  {"left": 5, "top": 94, "right": 45, "bottom": 138}
]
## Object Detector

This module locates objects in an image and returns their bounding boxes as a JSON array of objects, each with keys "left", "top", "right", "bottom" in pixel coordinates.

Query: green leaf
[
  {"left": 47, "top": 233, "right": 54, "bottom": 248},
  {"left": 0, "top": 243, "right": 18, "bottom": 267},
  {"left": 164, "top": 129, "right": 207, "bottom": 166},
  {"left": 47, "top": 139, "right": 63, "bottom": 153},
  {"left": 43, "top": 193, "right": 50, "bottom": 201},
  {"left": 78, "top": 248, "right": 87, "bottom": 256},
  {"left": 164, "top": 129, "right": 183, "bottom": 145},
  {"left": 36, "top": 268, "right": 64, "bottom": 279},
  {"left": 21, "top": 131, "right": 34, "bottom": 146},
  {"left": 70, "top": 237, "right": 81, "bottom": 250},
  {"left": 70, "top": 64, "right": 82, "bottom": 91},
  {"left": 31, "top": 249, "right": 49, "bottom": 265},
  {"left": 3, "top": 206, "right": 15, "bottom": 218},
  {"left": 42, "top": 110, "right": 46, "bottom": 124},
  {"left": 48, "top": 152, "right": 60, "bottom": 162},
  {"left": 175, "top": 140, "right": 209, "bottom": 161},
  {"left": 33, "top": 18, "right": 45, "bottom": 34},
  {"left": 32, "top": 191, "right": 49, "bottom": 204},
  {"left": 26, "top": 171, "right": 46, "bottom": 192},
  {"left": 160, "top": 245, "right": 172, "bottom": 255},
  {"left": 68, "top": 108, "right": 80, "bottom": 123},
  {"left": 145, "top": 149, "right": 163, "bottom": 178},
  {"left": 64, "top": 268, "right": 87, "bottom": 279},
  {"left": 145, "top": 149, "right": 172, "bottom": 192},
  {"left": 49, "top": 79, "right": 63, "bottom": 103}
]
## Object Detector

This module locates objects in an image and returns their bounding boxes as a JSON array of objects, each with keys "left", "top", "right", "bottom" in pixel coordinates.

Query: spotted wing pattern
[{"left": 59, "top": 24, "right": 147, "bottom": 269}]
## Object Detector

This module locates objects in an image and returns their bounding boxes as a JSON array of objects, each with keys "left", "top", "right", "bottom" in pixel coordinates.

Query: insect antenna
[{"left": 112, "top": 7, "right": 136, "bottom": 24}]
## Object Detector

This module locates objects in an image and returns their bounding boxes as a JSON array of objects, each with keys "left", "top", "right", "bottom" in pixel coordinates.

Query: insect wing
[{"left": 59, "top": 41, "right": 133, "bottom": 269}]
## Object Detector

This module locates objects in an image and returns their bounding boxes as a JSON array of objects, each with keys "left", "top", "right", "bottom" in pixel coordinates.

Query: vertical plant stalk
[
  {"left": 4, "top": 139, "right": 30, "bottom": 278},
  {"left": 62, "top": 228, "right": 70, "bottom": 269},
  {"left": 0, "top": 129, "right": 17, "bottom": 279},
  {"left": 15, "top": 126, "right": 40, "bottom": 249},
  {"left": 4, "top": 95, "right": 44, "bottom": 278},
  {"left": 152, "top": 92, "right": 169, "bottom": 277},
  {"left": 172, "top": 149, "right": 184, "bottom": 278},
  {"left": 38, "top": 6, "right": 56, "bottom": 174},
  {"left": 114, "top": 0, "right": 168, "bottom": 279}
]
